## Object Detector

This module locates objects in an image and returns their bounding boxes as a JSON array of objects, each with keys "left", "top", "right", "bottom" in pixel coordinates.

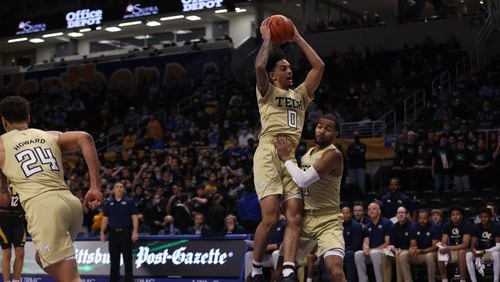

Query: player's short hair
[
  {"left": 353, "top": 201, "right": 364, "bottom": 209},
  {"left": 0, "top": 96, "right": 30, "bottom": 123},
  {"left": 449, "top": 206, "right": 464, "bottom": 215},
  {"left": 321, "top": 113, "right": 339, "bottom": 131},
  {"left": 417, "top": 209, "right": 430, "bottom": 216},
  {"left": 478, "top": 207, "right": 492, "bottom": 217},
  {"left": 266, "top": 50, "right": 286, "bottom": 73}
]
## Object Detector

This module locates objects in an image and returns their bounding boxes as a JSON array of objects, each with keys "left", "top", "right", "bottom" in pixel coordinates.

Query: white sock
[
  {"left": 251, "top": 260, "right": 263, "bottom": 277},
  {"left": 460, "top": 280, "right": 466, "bottom": 282},
  {"left": 442, "top": 280, "right": 448, "bottom": 282},
  {"left": 282, "top": 262, "right": 296, "bottom": 277},
  {"left": 306, "top": 278, "right": 313, "bottom": 282}
]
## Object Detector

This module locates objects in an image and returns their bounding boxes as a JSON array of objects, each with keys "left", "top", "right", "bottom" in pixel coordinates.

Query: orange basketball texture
[{"left": 269, "top": 15, "right": 294, "bottom": 45}]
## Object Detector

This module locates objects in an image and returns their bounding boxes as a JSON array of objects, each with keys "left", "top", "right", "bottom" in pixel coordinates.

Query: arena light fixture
[
  {"left": 174, "top": 30, "right": 192, "bottom": 34},
  {"left": 235, "top": 7, "right": 247, "bottom": 13},
  {"left": 160, "top": 15, "right": 184, "bottom": 21},
  {"left": 186, "top": 15, "right": 201, "bottom": 21},
  {"left": 134, "top": 35, "right": 152, "bottom": 40},
  {"left": 146, "top": 21, "right": 161, "bottom": 27},
  {"left": 105, "top": 26, "right": 122, "bottom": 32},
  {"left": 79, "top": 28, "right": 91, "bottom": 32},
  {"left": 8, "top": 37, "right": 28, "bottom": 43},
  {"left": 119, "top": 21, "right": 142, "bottom": 27},
  {"left": 68, "top": 32, "right": 84, "bottom": 37},
  {"left": 215, "top": 9, "right": 228, "bottom": 13},
  {"left": 42, "top": 32, "right": 64, "bottom": 38},
  {"left": 96, "top": 26, "right": 102, "bottom": 30},
  {"left": 29, "top": 38, "right": 45, "bottom": 43}
]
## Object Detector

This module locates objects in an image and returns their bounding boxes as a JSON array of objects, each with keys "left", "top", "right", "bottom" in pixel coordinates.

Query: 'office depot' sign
[
  {"left": 182, "top": 0, "right": 224, "bottom": 12},
  {"left": 66, "top": 9, "right": 103, "bottom": 28}
]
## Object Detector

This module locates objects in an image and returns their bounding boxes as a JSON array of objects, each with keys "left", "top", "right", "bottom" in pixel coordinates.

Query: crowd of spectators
[{"left": 0, "top": 34, "right": 498, "bottom": 243}]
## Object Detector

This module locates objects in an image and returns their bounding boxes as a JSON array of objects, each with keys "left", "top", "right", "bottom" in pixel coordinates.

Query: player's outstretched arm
[
  {"left": 255, "top": 18, "right": 272, "bottom": 95},
  {"left": 291, "top": 24, "right": 324, "bottom": 98},
  {"left": 273, "top": 136, "right": 341, "bottom": 188},
  {"left": 50, "top": 131, "right": 103, "bottom": 208},
  {"left": 0, "top": 171, "right": 10, "bottom": 208}
]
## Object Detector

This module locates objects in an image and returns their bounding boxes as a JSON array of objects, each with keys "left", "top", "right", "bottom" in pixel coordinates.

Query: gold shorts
[
  {"left": 253, "top": 140, "right": 301, "bottom": 200},
  {"left": 299, "top": 211, "right": 345, "bottom": 259},
  {"left": 24, "top": 190, "right": 83, "bottom": 268}
]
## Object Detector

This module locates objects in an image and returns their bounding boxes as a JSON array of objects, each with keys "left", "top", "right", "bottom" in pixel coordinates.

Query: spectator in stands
[
  {"left": 187, "top": 212, "right": 211, "bottom": 235},
  {"left": 385, "top": 206, "right": 412, "bottom": 282},
  {"left": 412, "top": 144, "right": 433, "bottom": 190},
  {"left": 348, "top": 130, "right": 367, "bottom": 194},
  {"left": 171, "top": 193, "right": 192, "bottom": 234},
  {"left": 158, "top": 215, "right": 181, "bottom": 235},
  {"left": 223, "top": 214, "right": 246, "bottom": 234},
  {"left": 379, "top": 177, "right": 413, "bottom": 220},
  {"left": 342, "top": 206, "right": 362, "bottom": 282},
  {"left": 353, "top": 202, "right": 371, "bottom": 229},
  {"left": 146, "top": 114, "right": 163, "bottom": 142},
  {"left": 190, "top": 185, "right": 209, "bottom": 215},
  {"left": 476, "top": 100, "right": 495, "bottom": 128},
  {"left": 452, "top": 137, "right": 471, "bottom": 191},
  {"left": 470, "top": 138, "right": 492, "bottom": 190},
  {"left": 142, "top": 188, "right": 166, "bottom": 235},
  {"left": 354, "top": 202, "right": 392, "bottom": 282},
  {"left": 237, "top": 186, "right": 261, "bottom": 234},
  {"left": 465, "top": 130, "right": 478, "bottom": 152},
  {"left": 393, "top": 143, "right": 414, "bottom": 187},
  {"left": 466, "top": 208, "right": 500, "bottom": 282},
  {"left": 437, "top": 207, "right": 473, "bottom": 282},
  {"left": 206, "top": 193, "right": 226, "bottom": 235},
  {"left": 400, "top": 209, "right": 441, "bottom": 282},
  {"left": 245, "top": 216, "right": 286, "bottom": 279},
  {"left": 238, "top": 127, "right": 256, "bottom": 148},
  {"left": 431, "top": 209, "right": 443, "bottom": 225},
  {"left": 432, "top": 134, "right": 453, "bottom": 192}
]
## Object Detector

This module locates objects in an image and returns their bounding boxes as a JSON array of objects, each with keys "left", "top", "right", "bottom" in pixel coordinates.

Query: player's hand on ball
[{"left": 260, "top": 17, "right": 271, "bottom": 41}]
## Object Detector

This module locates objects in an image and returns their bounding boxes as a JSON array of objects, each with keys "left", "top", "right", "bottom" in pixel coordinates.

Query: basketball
[{"left": 268, "top": 15, "right": 294, "bottom": 45}]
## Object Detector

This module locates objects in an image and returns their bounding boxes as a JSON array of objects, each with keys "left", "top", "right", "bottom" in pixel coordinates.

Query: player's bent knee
[{"left": 14, "top": 248, "right": 24, "bottom": 256}]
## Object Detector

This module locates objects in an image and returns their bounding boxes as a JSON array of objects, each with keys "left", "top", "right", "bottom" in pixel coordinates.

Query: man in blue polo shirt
[
  {"left": 385, "top": 206, "right": 412, "bottom": 282},
  {"left": 400, "top": 209, "right": 441, "bottom": 282},
  {"left": 437, "top": 207, "right": 472, "bottom": 282},
  {"left": 466, "top": 208, "right": 500, "bottom": 282},
  {"left": 379, "top": 178, "right": 413, "bottom": 221},
  {"left": 354, "top": 202, "right": 393, "bottom": 282},
  {"left": 101, "top": 181, "right": 139, "bottom": 282},
  {"left": 342, "top": 206, "right": 362, "bottom": 282}
]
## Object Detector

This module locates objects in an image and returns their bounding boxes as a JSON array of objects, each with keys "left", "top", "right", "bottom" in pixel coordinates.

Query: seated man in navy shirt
[
  {"left": 379, "top": 178, "right": 413, "bottom": 221},
  {"left": 400, "top": 209, "right": 441, "bottom": 282},
  {"left": 342, "top": 206, "right": 362, "bottom": 282},
  {"left": 437, "top": 207, "right": 472, "bottom": 282},
  {"left": 466, "top": 208, "right": 500, "bottom": 282},
  {"left": 353, "top": 202, "right": 371, "bottom": 229},
  {"left": 385, "top": 206, "right": 412, "bottom": 282},
  {"left": 354, "top": 202, "right": 393, "bottom": 282}
]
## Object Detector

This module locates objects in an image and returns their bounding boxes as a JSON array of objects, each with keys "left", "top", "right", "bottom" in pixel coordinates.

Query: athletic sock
[
  {"left": 282, "top": 262, "right": 296, "bottom": 277},
  {"left": 251, "top": 260, "right": 263, "bottom": 277}
]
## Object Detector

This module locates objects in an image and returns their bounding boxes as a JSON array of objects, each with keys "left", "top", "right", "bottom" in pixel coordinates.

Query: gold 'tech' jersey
[
  {"left": 1, "top": 129, "right": 68, "bottom": 206},
  {"left": 256, "top": 83, "right": 312, "bottom": 145},
  {"left": 300, "top": 144, "right": 341, "bottom": 213}
]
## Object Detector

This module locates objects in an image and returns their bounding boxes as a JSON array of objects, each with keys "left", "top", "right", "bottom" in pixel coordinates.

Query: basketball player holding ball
[{"left": 249, "top": 15, "right": 325, "bottom": 282}]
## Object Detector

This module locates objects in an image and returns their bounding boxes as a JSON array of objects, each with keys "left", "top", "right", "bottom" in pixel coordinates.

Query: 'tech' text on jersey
[{"left": 256, "top": 83, "right": 312, "bottom": 145}]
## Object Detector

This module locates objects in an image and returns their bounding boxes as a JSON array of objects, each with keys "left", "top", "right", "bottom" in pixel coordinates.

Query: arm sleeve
[{"left": 284, "top": 160, "right": 320, "bottom": 189}]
